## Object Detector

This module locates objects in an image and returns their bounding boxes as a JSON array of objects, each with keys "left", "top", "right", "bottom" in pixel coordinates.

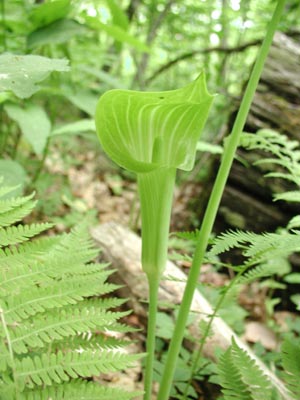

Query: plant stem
[
  {"left": 0, "top": 307, "right": 19, "bottom": 399},
  {"left": 32, "top": 137, "right": 50, "bottom": 184},
  {"left": 138, "top": 167, "right": 176, "bottom": 399},
  {"left": 157, "top": 1, "right": 286, "bottom": 399},
  {"left": 1, "top": 0, "right": 7, "bottom": 51},
  {"left": 144, "top": 277, "right": 159, "bottom": 400},
  {"left": 182, "top": 268, "right": 245, "bottom": 399}
]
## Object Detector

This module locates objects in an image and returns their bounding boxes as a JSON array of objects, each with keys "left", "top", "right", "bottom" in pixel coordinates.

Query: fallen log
[{"left": 91, "top": 221, "right": 292, "bottom": 400}]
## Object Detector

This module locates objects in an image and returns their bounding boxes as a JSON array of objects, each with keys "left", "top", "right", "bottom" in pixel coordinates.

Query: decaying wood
[
  {"left": 202, "top": 32, "right": 300, "bottom": 234},
  {"left": 91, "top": 222, "right": 292, "bottom": 400}
]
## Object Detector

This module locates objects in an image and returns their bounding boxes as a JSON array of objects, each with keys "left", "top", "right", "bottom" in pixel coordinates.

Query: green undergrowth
[{"left": 0, "top": 180, "right": 141, "bottom": 400}]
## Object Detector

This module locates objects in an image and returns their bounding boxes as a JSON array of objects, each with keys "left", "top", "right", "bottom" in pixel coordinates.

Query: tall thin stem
[
  {"left": 0, "top": 307, "right": 19, "bottom": 399},
  {"left": 138, "top": 167, "right": 176, "bottom": 399},
  {"left": 31, "top": 138, "right": 50, "bottom": 184},
  {"left": 157, "top": 2, "right": 286, "bottom": 399},
  {"left": 1, "top": 0, "right": 7, "bottom": 51},
  {"left": 144, "top": 278, "right": 159, "bottom": 400}
]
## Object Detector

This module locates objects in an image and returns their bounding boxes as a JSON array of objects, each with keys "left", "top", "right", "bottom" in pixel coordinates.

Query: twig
[{"left": 146, "top": 39, "right": 261, "bottom": 85}]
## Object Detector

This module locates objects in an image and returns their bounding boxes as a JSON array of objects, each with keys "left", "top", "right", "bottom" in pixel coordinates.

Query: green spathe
[
  {"left": 95, "top": 72, "right": 214, "bottom": 400},
  {"left": 96, "top": 72, "right": 214, "bottom": 279},
  {"left": 95, "top": 72, "right": 214, "bottom": 174}
]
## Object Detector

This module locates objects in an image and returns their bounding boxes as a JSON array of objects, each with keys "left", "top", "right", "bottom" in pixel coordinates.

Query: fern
[
  {"left": 218, "top": 337, "right": 300, "bottom": 400},
  {"left": 238, "top": 258, "right": 289, "bottom": 284},
  {"left": 281, "top": 338, "right": 300, "bottom": 399},
  {"left": 15, "top": 350, "right": 141, "bottom": 390},
  {"left": 209, "top": 229, "right": 258, "bottom": 257},
  {"left": 0, "top": 193, "right": 37, "bottom": 227},
  {"left": 210, "top": 229, "right": 300, "bottom": 265},
  {"left": 240, "top": 129, "right": 300, "bottom": 196},
  {"left": 218, "top": 345, "right": 252, "bottom": 399},
  {"left": 17, "top": 380, "right": 141, "bottom": 400},
  {"left": 217, "top": 339, "right": 272, "bottom": 400},
  {"left": 0, "top": 185, "right": 141, "bottom": 399},
  {"left": 0, "top": 223, "right": 53, "bottom": 247}
]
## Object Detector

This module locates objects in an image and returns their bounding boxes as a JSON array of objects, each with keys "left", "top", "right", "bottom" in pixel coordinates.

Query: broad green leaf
[
  {"left": 51, "top": 119, "right": 95, "bottom": 137},
  {"left": 65, "top": 90, "right": 98, "bottom": 116},
  {"left": 29, "top": 0, "right": 71, "bottom": 29},
  {"left": 95, "top": 73, "right": 214, "bottom": 278},
  {"left": 27, "top": 19, "right": 87, "bottom": 48},
  {"left": 0, "top": 160, "right": 27, "bottom": 197},
  {"left": 5, "top": 103, "right": 51, "bottom": 155},
  {"left": 86, "top": 17, "right": 150, "bottom": 53},
  {"left": 95, "top": 72, "right": 214, "bottom": 173},
  {"left": 0, "top": 53, "right": 69, "bottom": 99}
]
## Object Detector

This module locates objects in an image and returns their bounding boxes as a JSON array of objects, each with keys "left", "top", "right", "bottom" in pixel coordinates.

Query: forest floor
[{"left": 40, "top": 137, "right": 295, "bottom": 399}]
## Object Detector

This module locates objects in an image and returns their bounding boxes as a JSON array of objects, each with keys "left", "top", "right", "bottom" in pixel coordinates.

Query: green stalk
[
  {"left": 144, "top": 278, "right": 159, "bottom": 400},
  {"left": 157, "top": 2, "right": 286, "bottom": 399},
  {"left": 138, "top": 167, "right": 176, "bottom": 400},
  {"left": 0, "top": 307, "right": 19, "bottom": 399},
  {"left": 31, "top": 137, "right": 50, "bottom": 184},
  {"left": 1, "top": 0, "right": 7, "bottom": 51}
]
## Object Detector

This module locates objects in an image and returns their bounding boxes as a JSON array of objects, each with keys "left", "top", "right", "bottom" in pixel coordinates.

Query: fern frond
[
  {"left": 10, "top": 307, "right": 130, "bottom": 354},
  {"left": 0, "top": 243, "right": 111, "bottom": 296},
  {"left": 0, "top": 184, "right": 21, "bottom": 199},
  {"left": 218, "top": 345, "right": 252, "bottom": 399},
  {"left": 0, "top": 194, "right": 36, "bottom": 227},
  {"left": 0, "top": 341, "right": 9, "bottom": 372},
  {"left": 239, "top": 258, "right": 290, "bottom": 284},
  {"left": 20, "top": 380, "right": 142, "bottom": 400},
  {"left": 218, "top": 339, "right": 272, "bottom": 400},
  {"left": 281, "top": 338, "right": 300, "bottom": 399},
  {"left": 0, "top": 236, "right": 59, "bottom": 268},
  {"left": 54, "top": 223, "right": 96, "bottom": 254},
  {"left": 15, "top": 350, "right": 142, "bottom": 390},
  {"left": 230, "top": 339, "right": 272, "bottom": 399},
  {"left": 0, "top": 223, "right": 53, "bottom": 247},
  {"left": 0, "top": 261, "right": 54, "bottom": 295},
  {"left": 245, "top": 231, "right": 300, "bottom": 261},
  {"left": 287, "top": 216, "right": 300, "bottom": 230},
  {"left": 5, "top": 279, "right": 119, "bottom": 322},
  {"left": 1, "top": 184, "right": 140, "bottom": 399},
  {"left": 273, "top": 191, "right": 300, "bottom": 203},
  {"left": 174, "top": 229, "right": 200, "bottom": 241},
  {"left": 0, "top": 192, "right": 35, "bottom": 215},
  {"left": 209, "top": 230, "right": 258, "bottom": 256},
  {"left": 75, "top": 297, "right": 126, "bottom": 311},
  {"left": 53, "top": 333, "right": 132, "bottom": 353},
  {"left": 241, "top": 129, "right": 300, "bottom": 193},
  {"left": 210, "top": 229, "right": 300, "bottom": 265}
]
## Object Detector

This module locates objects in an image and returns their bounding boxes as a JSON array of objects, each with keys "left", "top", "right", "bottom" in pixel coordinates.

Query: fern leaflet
[
  {"left": 217, "top": 338, "right": 272, "bottom": 400},
  {"left": 281, "top": 338, "right": 300, "bottom": 399},
  {"left": 0, "top": 223, "right": 53, "bottom": 247}
]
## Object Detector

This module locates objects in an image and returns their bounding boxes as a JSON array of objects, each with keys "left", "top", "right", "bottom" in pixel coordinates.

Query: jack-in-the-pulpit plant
[{"left": 95, "top": 72, "right": 214, "bottom": 399}]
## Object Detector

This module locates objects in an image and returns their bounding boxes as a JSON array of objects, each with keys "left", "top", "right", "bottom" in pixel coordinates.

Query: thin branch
[
  {"left": 146, "top": 38, "right": 262, "bottom": 85},
  {"left": 146, "top": 0, "right": 175, "bottom": 45},
  {"left": 126, "top": 0, "right": 141, "bottom": 22},
  {"left": 134, "top": 0, "right": 176, "bottom": 88}
]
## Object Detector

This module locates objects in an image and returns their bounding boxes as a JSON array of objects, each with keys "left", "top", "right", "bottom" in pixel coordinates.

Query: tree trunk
[{"left": 208, "top": 32, "right": 300, "bottom": 234}]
